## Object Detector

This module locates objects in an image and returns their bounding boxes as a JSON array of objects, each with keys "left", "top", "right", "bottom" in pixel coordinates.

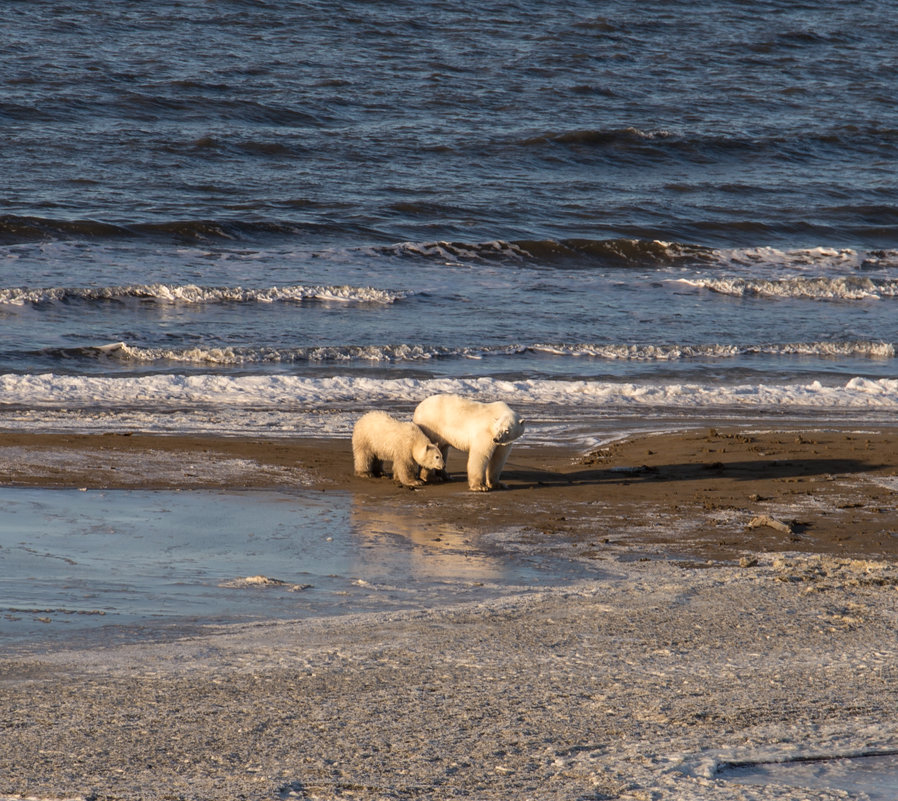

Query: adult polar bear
[{"left": 413, "top": 394, "right": 524, "bottom": 492}]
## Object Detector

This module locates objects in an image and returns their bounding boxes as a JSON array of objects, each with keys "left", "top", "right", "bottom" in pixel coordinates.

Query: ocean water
[{"left": 2, "top": 0, "right": 897, "bottom": 443}]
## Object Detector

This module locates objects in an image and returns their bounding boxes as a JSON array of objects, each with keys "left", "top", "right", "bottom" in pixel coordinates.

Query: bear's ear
[{"left": 518, "top": 418, "right": 526, "bottom": 426}]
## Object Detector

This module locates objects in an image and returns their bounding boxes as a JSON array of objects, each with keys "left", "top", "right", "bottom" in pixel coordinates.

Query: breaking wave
[
  {"left": 4, "top": 214, "right": 898, "bottom": 276},
  {"left": 2, "top": 373, "right": 897, "bottom": 414},
  {"left": 0, "top": 283, "right": 407, "bottom": 306},
  {"left": 367, "top": 240, "right": 898, "bottom": 272},
  {"left": 531, "top": 341, "right": 896, "bottom": 360},
  {"left": 370, "top": 237, "right": 712, "bottom": 268},
  {"left": 680, "top": 276, "right": 898, "bottom": 300},
  {"left": 43, "top": 340, "right": 896, "bottom": 366}
]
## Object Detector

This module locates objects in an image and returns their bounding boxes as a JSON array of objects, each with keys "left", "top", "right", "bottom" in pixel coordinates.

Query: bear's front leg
[
  {"left": 486, "top": 443, "right": 512, "bottom": 489},
  {"left": 466, "top": 447, "right": 493, "bottom": 492}
]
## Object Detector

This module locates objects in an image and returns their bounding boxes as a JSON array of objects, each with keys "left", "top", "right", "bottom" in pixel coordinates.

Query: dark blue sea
[{"left": 1, "top": 0, "right": 897, "bottom": 442}]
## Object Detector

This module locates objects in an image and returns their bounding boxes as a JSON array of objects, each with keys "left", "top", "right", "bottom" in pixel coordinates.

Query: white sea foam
[
  {"left": 372, "top": 239, "right": 533, "bottom": 265},
  {"left": 705, "top": 246, "right": 898, "bottom": 273},
  {"left": 532, "top": 340, "right": 896, "bottom": 360},
  {"left": 679, "top": 276, "right": 898, "bottom": 300},
  {"left": 80, "top": 342, "right": 527, "bottom": 365},
  {"left": 59, "top": 339, "right": 896, "bottom": 365},
  {"left": 715, "top": 245, "right": 859, "bottom": 268},
  {"left": 0, "top": 283, "right": 406, "bottom": 306},
  {"left": 0, "top": 373, "right": 898, "bottom": 416}
]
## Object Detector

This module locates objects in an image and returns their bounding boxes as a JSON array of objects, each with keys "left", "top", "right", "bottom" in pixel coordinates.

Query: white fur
[
  {"left": 352, "top": 410, "right": 444, "bottom": 488},
  {"left": 413, "top": 394, "right": 524, "bottom": 491}
]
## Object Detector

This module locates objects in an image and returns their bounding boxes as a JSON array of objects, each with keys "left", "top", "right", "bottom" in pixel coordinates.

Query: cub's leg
[
  {"left": 393, "top": 457, "right": 424, "bottom": 488},
  {"left": 353, "top": 441, "right": 378, "bottom": 478}
]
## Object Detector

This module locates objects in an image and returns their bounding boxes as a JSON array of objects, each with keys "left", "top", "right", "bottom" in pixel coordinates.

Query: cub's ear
[{"left": 518, "top": 418, "right": 526, "bottom": 426}]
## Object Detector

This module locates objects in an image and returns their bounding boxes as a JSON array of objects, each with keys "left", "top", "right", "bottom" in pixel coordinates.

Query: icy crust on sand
[
  {"left": 7, "top": 555, "right": 898, "bottom": 801},
  {"left": 0, "top": 446, "right": 312, "bottom": 487}
]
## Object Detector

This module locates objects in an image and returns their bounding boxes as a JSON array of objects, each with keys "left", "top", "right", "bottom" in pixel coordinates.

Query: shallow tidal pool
[{"left": 0, "top": 486, "right": 596, "bottom": 649}]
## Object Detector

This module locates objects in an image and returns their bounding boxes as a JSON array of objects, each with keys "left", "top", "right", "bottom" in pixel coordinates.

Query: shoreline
[
  {"left": 2, "top": 424, "right": 898, "bottom": 800},
  {"left": 2, "top": 423, "right": 897, "bottom": 562}
]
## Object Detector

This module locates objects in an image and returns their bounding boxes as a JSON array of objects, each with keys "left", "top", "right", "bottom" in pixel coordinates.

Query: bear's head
[
  {"left": 492, "top": 407, "right": 524, "bottom": 444},
  {"left": 415, "top": 441, "right": 445, "bottom": 470}
]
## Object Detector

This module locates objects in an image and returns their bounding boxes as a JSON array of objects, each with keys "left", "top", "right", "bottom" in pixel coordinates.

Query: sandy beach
[{"left": 2, "top": 425, "right": 898, "bottom": 800}]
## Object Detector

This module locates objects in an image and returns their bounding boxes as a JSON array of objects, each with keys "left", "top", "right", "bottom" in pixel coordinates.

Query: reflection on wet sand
[{"left": 349, "top": 498, "right": 508, "bottom": 584}]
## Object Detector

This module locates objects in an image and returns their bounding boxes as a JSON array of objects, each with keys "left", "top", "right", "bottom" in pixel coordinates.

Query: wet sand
[
  {"left": 2, "top": 426, "right": 898, "bottom": 800},
  {"left": 2, "top": 425, "right": 897, "bottom": 561}
]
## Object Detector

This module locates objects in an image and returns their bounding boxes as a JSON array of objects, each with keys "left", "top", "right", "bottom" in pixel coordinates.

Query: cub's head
[
  {"left": 416, "top": 442, "right": 445, "bottom": 470},
  {"left": 492, "top": 407, "right": 524, "bottom": 444}
]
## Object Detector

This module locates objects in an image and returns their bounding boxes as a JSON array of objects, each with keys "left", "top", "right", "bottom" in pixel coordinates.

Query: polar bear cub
[
  {"left": 352, "top": 410, "right": 445, "bottom": 488},
  {"left": 413, "top": 394, "right": 524, "bottom": 492}
]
